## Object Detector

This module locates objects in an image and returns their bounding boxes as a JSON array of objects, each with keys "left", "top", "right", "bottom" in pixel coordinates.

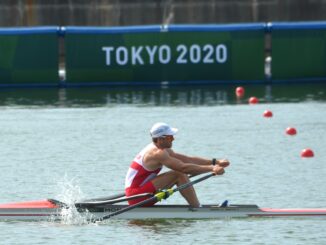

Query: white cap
[{"left": 150, "top": 122, "right": 178, "bottom": 138}]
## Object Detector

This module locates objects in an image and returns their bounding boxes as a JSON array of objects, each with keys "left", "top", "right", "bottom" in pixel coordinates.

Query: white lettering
[
  {"left": 159, "top": 45, "right": 171, "bottom": 64},
  {"left": 189, "top": 45, "right": 201, "bottom": 64},
  {"left": 203, "top": 44, "right": 214, "bottom": 63},
  {"left": 176, "top": 45, "right": 187, "bottom": 64},
  {"left": 102, "top": 47, "right": 114, "bottom": 65},
  {"left": 116, "top": 47, "right": 128, "bottom": 65},
  {"left": 216, "top": 44, "right": 227, "bottom": 63},
  {"left": 102, "top": 44, "right": 228, "bottom": 66},
  {"left": 145, "top": 46, "right": 158, "bottom": 65},
  {"left": 131, "top": 46, "right": 144, "bottom": 65}
]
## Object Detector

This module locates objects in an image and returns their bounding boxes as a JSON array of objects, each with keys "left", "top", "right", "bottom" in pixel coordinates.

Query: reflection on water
[
  {"left": 0, "top": 83, "right": 325, "bottom": 107},
  {"left": 127, "top": 219, "right": 198, "bottom": 234}
]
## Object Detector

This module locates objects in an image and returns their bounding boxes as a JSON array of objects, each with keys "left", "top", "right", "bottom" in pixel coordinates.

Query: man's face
[{"left": 159, "top": 135, "right": 174, "bottom": 148}]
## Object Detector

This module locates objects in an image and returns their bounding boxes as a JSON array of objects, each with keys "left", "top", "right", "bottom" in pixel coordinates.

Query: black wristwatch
[{"left": 212, "top": 158, "right": 217, "bottom": 166}]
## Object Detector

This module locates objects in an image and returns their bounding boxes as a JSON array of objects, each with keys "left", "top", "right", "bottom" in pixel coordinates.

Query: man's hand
[
  {"left": 212, "top": 165, "right": 225, "bottom": 175},
  {"left": 217, "top": 159, "right": 230, "bottom": 168}
]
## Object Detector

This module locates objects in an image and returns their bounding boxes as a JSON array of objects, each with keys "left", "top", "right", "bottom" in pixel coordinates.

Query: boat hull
[{"left": 0, "top": 200, "right": 326, "bottom": 221}]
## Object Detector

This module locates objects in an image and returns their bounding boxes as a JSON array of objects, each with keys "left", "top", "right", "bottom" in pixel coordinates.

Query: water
[{"left": 0, "top": 84, "right": 325, "bottom": 244}]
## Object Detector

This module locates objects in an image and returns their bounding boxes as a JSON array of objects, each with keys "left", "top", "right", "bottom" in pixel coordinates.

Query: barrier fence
[
  {"left": 0, "top": 22, "right": 325, "bottom": 87},
  {"left": 65, "top": 24, "right": 265, "bottom": 85},
  {"left": 269, "top": 22, "right": 326, "bottom": 82},
  {"left": 0, "top": 27, "right": 59, "bottom": 86}
]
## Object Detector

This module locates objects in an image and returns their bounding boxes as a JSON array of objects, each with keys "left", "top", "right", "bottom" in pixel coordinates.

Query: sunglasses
[{"left": 161, "top": 135, "right": 174, "bottom": 140}]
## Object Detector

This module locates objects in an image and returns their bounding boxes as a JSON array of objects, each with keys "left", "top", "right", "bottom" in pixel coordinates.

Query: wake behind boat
[{"left": 0, "top": 198, "right": 326, "bottom": 222}]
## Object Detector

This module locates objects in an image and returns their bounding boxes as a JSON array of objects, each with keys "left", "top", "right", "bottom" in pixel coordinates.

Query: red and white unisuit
[{"left": 125, "top": 143, "right": 162, "bottom": 206}]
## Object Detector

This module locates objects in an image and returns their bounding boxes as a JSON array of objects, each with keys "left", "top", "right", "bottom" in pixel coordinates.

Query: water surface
[{"left": 0, "top": 83, "right": 325, "bottom": 244}]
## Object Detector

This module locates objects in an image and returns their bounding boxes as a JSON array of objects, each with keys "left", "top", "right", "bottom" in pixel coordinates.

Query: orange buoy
[
  {"left": 286, "top": 127, "right": 297, "bottom": 136},
  {"left": 236, "top": 87, "right": 245, "bottom": 98},
  {"left": 249, "top": 97, "right": 259, "bottom": 104},
  {"left": 301, "top": 148, "right": 314, "bottom": 158},
  {"left": 263, "top": 110, "right": 273, "bottom": 118}
]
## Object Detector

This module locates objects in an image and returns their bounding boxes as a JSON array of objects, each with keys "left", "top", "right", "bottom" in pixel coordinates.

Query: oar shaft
[
  {"left": 99, "top": 195, "right": 156, "bottom": 219},
  {"left": 174, "top": 173, "right": 214, "bottom": 192},
  {"left": 76, "top": 193, "right": 153, "bottom": 207}
]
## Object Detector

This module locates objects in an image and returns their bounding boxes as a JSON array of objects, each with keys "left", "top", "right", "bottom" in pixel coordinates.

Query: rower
[{"left": 124, "top": 122, "right": 230, "bottom": 208}]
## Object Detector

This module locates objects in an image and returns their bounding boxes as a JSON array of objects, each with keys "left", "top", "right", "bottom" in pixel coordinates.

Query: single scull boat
[
  {"left": 1, "top": 174, "right": 325, "bottom": 222},
  {"left": 0, "top": 198, "right": 326, "bottom": 221}
]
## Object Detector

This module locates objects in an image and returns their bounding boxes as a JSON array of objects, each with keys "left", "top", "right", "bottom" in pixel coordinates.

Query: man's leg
[{"left": 151, "top": 171, "right": 200, "bottom": 208}]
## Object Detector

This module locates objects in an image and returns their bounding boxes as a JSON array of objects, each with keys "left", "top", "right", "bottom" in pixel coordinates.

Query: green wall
[
  {"left": 1, "top": 23, "right": 326, "bottom": 87},
  {"left": 65, "top": 25, "right": 266, "bottom": 84},
  {"left": 0, "top": 27, "right": 59, "bottom": 85},
  {"left": 271, "top": 23, "right": 326, "bottom": 80}
]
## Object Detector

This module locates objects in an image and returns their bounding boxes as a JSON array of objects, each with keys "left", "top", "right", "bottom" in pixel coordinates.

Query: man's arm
[
  {"left": 167, "top": 149, "right": 229, "bottom": 167},
  {"left": 158, "top": 149, "right": 225, "bottom": 176}
]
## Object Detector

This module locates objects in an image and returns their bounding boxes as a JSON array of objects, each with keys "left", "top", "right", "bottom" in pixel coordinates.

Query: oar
[
  {"left": 80, "top": 193, "right": 126, "bottom": 203},
  {"left": 79, "top": 175, "right": 198, "bottom": 206},
  {"left": 50, "top": 193, "right": 155, "bottom": 210},
  {"left": 75, "top": 193, "right": 153, "bottom": 207},
  {"left": 95, "top": 172, "right": 215, "bottom": 222}
]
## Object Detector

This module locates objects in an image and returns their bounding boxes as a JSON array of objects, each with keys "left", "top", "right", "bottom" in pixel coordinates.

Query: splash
[
  {"left": 54, "top": 175, "right": 93, "bottom": 225},
  {"left": 56, "top": 176, "right": 84, "bottom": 204}
]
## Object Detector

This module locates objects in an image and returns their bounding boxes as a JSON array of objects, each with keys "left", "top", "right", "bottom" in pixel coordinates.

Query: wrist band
[{"left": 212, "top": 158, "right": 216, "bottom": 166}]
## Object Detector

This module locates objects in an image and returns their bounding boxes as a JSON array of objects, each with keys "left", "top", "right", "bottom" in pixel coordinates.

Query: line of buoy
[
  {"left": 235, "top": 86, "right": 315, "bottom": 158},
  {"left": 301, "top": 148, "right": 314, "bottom": 158},
  {"left": 248, "top": 96, "right": 259, "bottom": 104},
  {"left": 285, "top": 128, "right": 314, "bottom": 158},
  {"left": 263, "top": 110, "right": 273, "bottom": 118},
  {"left": 236, "top": 86, "right": 245, "bottom": 99},
  {"left": 286, "top": 127, "right": 297, "bottom": 135}
]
